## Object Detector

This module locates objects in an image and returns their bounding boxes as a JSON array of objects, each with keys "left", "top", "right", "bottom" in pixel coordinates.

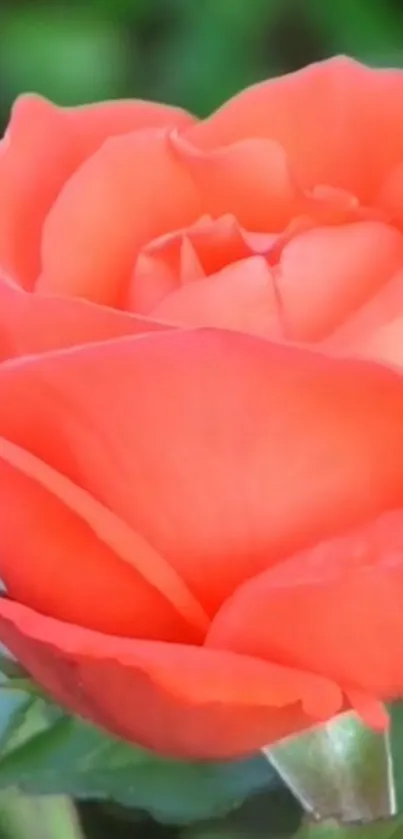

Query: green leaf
[
  {"left": 0, "top": 656, "right": 28, "bottom": 682},
  {"left": 0, "top": 707, "right": 278, "bottom": 824},
  {"left": 0, "top": 688, "right": 58, "bottom": 759},
  {"left": 0, "top": 791, "right": 84, "bottom": 839},
  {"left": 181, "top": 788, "right": 302, "bottom": 839},
  {"left": 293, "top": 815, "right": 403, "bottom": 839}
]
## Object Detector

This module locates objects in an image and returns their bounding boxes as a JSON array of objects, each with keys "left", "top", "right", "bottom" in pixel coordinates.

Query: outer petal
[
  {"left": 65, "top": 98, "right": 195, "bottom": 142},
  {"left": 275, "top": 222, "right": 403, "bottom": 341},
  {"left": 1, "top": 331, "right": 403, "bottom": 615},
  {"left": 0, "top": 598, "right": 343, "bottom": 758},
  {"left": 0, "top": 95, "right": 194, "bottom": 288},
  {"left": 38, "top": 131, "right": 202, "bottom": 306},
  {"left": 207, "top": 510, "right": 403, "bottom": 702},
  {"left": 0, "top": 436, "right": 207, "bottom": 642},
  {"left": 186, "top": 57, "right": 403, "bottom": 200},
  {"left": 0, "top": 275, "right": 169, "bottom": 362}
]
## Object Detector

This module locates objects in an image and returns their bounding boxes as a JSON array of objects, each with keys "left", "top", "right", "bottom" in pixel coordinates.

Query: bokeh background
[
  {"left": 1, "top": 0, "right": 403, "bottom": 837},
  {"left": 1, "top": 0, "right": 403, "bottom": 128}
]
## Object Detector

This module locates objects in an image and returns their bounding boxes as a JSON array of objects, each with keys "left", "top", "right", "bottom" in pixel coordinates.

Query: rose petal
[
  {"left": 129, "top": 189, "right": 384, "bottom": 317},
  {"left": 128, "top": 252, "right": 183, "bottom": 316},
  {"left": 65, "top": 97, "right": 195, "bottom": 142},
  {"left": 0, "top": 274, "right": 169, "bottom": 361},
  {"left": 0, "top": 95, "right": 194, "bottom": 288},
  {"left": 130, "top": 214, "right": 277, "bottom": 314},
  {"left": 275, "top": 221, "right": 403, "bottom": 341},
  {"left": 378, "top": 163, "right": 403, "bottom": 230},
  {"left": 180, "top": 236, "right": 206, "bottom": 282},
  {"left": 323, "top": 268, "right": 403, "bottom": 366},
  {"left": 151, "top": 257, "right": 283, "bottom": 337},
  {"left": 0, "top": 435, "right": 208, "bottom": 641},
  {"left": 207, "top": 510, "right": 403, "bottom": 702},
  {"left": 348, "top": 318, "right": 403, "bottom": 368},
  {"left": 1, "top": 331, "right": 403, "bottom": 615},
  {"left": 0, "top": 455, "right": 195, "bottom": 643},
  {"left": 146, "top": 213, "right": 276, "bottom": 276},
  {"left": 170, "top": 133, "right": 300, "bottom": 230},
  {"left": 186, "top": 57, "right": 403, "bottom": 200},
  {"left": 344, "top": 690, "right": 388, "bottom": 730},
  {"left": 0, "top": 598, "right": 343, "bottom": 758},
  {"left": 37, "top": 130, "right": 202, "bottom": 306}
]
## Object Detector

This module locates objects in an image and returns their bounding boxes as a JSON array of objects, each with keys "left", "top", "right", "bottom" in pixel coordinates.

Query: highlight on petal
[
  {"left": 0, "top": 274, "right": 170, "bottom": 362},
  {"left": 1, "top": 331, "right": 403, "bottom": 615},
  {"left": 0, "top": 435, "right": 208, "bottom": 641},
  {"left": 186, "top": 57, "right": 403, "bottom": 200},
  {"left": 323, "top": 268, "right": 403, "bottom": 367},
  {"left": 0, "top": 598, "right": 343, "bottom": 758},
  {"left": 150, "top": 256, "right": 284, "bottom": 338},
  {"left": 274, "top": 221, "right": 403, "bottom": 341},
  {"left": 207, "top": 509, "right": 403, "bottom": 703},
  {"left": 0, "top": 94, "right": 195, "bottom": 288},
  {"left": 38, "top": 130, "right": 202, "bottom": 306},
  {"left": 128, "top": 251, "right": 185, "bottom": 316},
  {"left": 348, "top": 318, "right": 403, "bottom": 369}
]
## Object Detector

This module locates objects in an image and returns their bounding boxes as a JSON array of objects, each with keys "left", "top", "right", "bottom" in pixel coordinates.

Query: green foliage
[
  {"left": 306, "top": 0, "right": 403, "bottom": 65},
  {"left": 0, "top": 688, "right": 278, "bottom": 825},
  {"left": 1, "top": 682, "right": 403, "bottom": 838},
  {"left": 181, "top": 788, "right": 302, "bottom": 839},
  {"left": 0, "top": 0, "right": 402, "bottom": 125}
]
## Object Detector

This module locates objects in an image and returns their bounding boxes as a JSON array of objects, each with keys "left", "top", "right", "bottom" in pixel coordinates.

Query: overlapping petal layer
[
  {"left": 0, "top": 598, "right": 343, "bottom": 758},
  {"left": 0, "top": 330, "right": 403, "bottom": 616}
]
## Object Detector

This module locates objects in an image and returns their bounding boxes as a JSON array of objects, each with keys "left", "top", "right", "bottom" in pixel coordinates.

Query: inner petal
[
  {"left": 38, "top": 129, "right": 202, "bottom": 306},
  {"left": 150, "top": 256, "right": 284, "bottom": 338},
  {"left": 274, "top": 221, "right": 403, "bottom": 341},
  {"left": 129, "top": 214, "right": 277, "bottom": 314}
]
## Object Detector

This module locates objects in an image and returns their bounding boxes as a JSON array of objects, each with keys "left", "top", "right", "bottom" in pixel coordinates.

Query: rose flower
[{"left": 0, "top": 58, "right": 403, "bottom": 758}]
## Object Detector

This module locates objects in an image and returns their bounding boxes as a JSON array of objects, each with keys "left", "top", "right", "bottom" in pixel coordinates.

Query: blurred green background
[
  {"left": 1, "top": 0, "right": 403, "bottom": 837},
  {"left": 1, "top": 0, "right": 403, "bottom": 128}
]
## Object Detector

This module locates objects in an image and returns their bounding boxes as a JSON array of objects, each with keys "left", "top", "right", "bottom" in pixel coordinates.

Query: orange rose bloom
[{"left": 1, "top": 57, "right": 403, "bottom": 758}]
